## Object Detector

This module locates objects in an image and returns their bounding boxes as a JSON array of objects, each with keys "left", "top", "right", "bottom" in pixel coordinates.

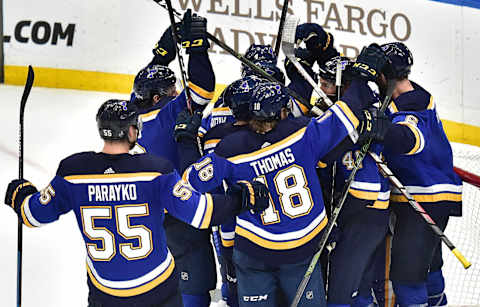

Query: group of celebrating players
[{"left": 4, "top": 7, "right": 462, "bottom": 307}]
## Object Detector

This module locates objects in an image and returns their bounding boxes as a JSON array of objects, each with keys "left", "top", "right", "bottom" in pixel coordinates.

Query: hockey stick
[
  {"left": 370, "top": 152, "right": 471, "bottom": 269},
  {"left": 17, "top": 65, "right": 34, "bottom": 307},
  {"left": 290, "top": 79, "right": 397, "bottom": 307},
  {"left": 274, "top": 0, "right": 290, "bottom": 56},
  {"left": 454, "top": 166, "right": 480, "bottom": 188},
  {"left": 151, "top": 0, "right": 312, "bottom": 111},
  {"left": 157, "top": 0, "right": 192, "bottom": 112},
  {"left": 281, "top": 15, "right": 334, "bottom": 114}
]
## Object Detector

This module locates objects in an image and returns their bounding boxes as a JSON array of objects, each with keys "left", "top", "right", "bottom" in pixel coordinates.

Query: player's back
[
  {"left": 203, "top": 122, "right": 248, "bottom": 154},
  {"left": 385, "top": 83, "right": 462, "bottom": 206},
  {"left": 56, "top": 151, "right": 177, "bottom": 296},
  {"left": 213, "top": 116, "right": 328, "bottom": 264},
  {"left": 136, "top": 94, "right": 185, "bottom": 170}
]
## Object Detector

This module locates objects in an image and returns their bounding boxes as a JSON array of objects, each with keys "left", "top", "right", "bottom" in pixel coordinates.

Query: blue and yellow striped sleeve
[{"left": 20, "top": 176, "right": 72, "bottom": 228}]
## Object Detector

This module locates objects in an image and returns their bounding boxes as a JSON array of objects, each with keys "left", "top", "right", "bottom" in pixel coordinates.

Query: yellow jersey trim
[
  {"left": 139, "top": 109, "right": 161, "bottom": 121},
  {"left": 336, "top": 101, "right": 360, "bottom": 128},
  {"left": 212, "top": 107, "right": 231, "bottom": 113},
  {"left": 427, "top": 95, "right": 435, "bottom": 110},
  {"left": 189, "top": 82, "right": 215, "bottom": 100},
  {"left": 390, "top": 192, "right": 462, "bottom": 203},
  {"left": 317, "top": 161, "right": 327, "bottom": 168},
  {"left": 221, "top": 238, "right": 235, "bottom": 247},
  {"left": 349, "top": 189, "right": 379, "bottom": 201},
  {"left": 389, "top": 101, "right": 399, "bottom": 113},
  {"left": 228, "top": 127, "right": 307, "bottom": 163},
  {"left": 64, "top": 172, "right": 161, "bottom": 180},
  {"left": 86, "top": 258, "right": 175, "bottom": 297},
  {"left": 200, "top": 194, "right": 214, "bottom": 229},
  {"left": 234, "top": 216, "right": 327, "bottom": 250},
  {"left": 204, "top": 139, "right": 221, "bottom": 145},
  {"left": 367, "top": 199, "right": 389, "bottom": 210},
  {"left": 295, "top": 99, "right": 310, "bottom": 114},
  {"left": 20, "top": 197, "right": 35, "bottom": 228}
]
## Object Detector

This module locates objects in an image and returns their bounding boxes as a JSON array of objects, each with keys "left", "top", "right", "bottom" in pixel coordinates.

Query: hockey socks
[
  {"left": 182, "top": 294, "right": 211, "bottom": 307},
  {"left": 426, "top": 270, "right": 447, "bottom": 306},
  {"left": 392, "top": 282, "right": 428, "bottom": 307}
]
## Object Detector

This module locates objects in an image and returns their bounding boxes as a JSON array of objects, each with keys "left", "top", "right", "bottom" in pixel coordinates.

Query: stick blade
[
  {"left": 281, "top": 15, "right": 299, "bottom": 60},
  {"left": 282, "top": 15, "right": 299, "bottom": 45},
  {"left": 20, "top": 65, "right": 34, "bottom": 117}
]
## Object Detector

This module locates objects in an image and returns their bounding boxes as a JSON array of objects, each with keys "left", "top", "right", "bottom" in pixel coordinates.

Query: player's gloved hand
[
  {"left": 4, "top": 179, "right": 38, "bottom": 216},
  {"left": 227, "top": 181, "right": 269, "bottom": 214},
  {"left": 351, "top": 43, "right": 395, "bottom": 82},
  {"left": 151, "top": 26, "right": 178, "bottom": 66},
  {"left": 357, "top": 108, "right": 392, "bottom": 145},
  {"left": 174, "top": 109, "right": 203, "bottom": 143},
  {"left": 312, "top": 97, "right": 332, "bottom": 112},
  {"left": 284, "top": 48, "right": 316, "bottom": 79},
  {"left": 180, "top": 9, "right": 210, "bottom": 53},
  {"left": 295, "top": 23, "right": 339, "bottom": 66}
]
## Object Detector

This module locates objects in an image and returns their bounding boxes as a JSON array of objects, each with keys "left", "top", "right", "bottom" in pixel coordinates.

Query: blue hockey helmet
[
  {"left": 223, "top": 76, "right": 268, "bottom": 121},
  {"left": 242, "top": 60, "right": 286, "bottom": 85},
  {"left": 244, "top": 44, "right": 276, "bottom": 63},
  {"left": 319, "top": 56, "right": 354, "bottom": 83},
  {"left": 96, "top": 99, "right": 142, "bottom": 141},
  {"left": 132, "top": 64, "right": 176, "bottom": 109},
  {"left": 380, "top": 42, "right": 413, "bottom": 79},
  {"left": 249, "top": 82, "right": 290, "bottom": 121}
]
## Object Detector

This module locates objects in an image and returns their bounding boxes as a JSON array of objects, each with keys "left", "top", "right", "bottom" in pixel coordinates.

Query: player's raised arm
[
  {"left": 183, "top": 9, "right": 215, "bottom": 108},
  {"left": 304, "top": 44, "right": 393, "bottom": 163},
  {"left": 159, "top": 171, "right": 268, "bottom": 229}
]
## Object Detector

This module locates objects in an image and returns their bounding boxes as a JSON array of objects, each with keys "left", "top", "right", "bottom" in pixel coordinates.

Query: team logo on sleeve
[{"left": 405, "top": 115, "right": 419, "bottom": 126}]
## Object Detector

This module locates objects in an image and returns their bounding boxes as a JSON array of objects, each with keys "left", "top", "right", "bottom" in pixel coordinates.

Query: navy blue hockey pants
[
  {"left": 233, "top": 248, "right": 327, "bottom": 307},
  {"left": 327, "top": 197, "right": 390, "bottom": 305}
]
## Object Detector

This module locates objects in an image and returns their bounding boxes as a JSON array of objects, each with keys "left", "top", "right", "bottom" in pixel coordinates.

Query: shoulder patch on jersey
[{"left": 405, "top": 115, "right": 419, "bottom": 126}]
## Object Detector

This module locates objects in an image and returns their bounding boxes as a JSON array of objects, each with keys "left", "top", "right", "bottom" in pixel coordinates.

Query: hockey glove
[
  {"left": 357, "top": 108, "right": 392, "bottom": 145},
  {"left": 295, "top": 23, "right": 339, "bottom": 66},
  {"left": 284, "top": 48, "right": 316, "bottom": 80},
  {"left": 180, "top": 9, "right": 210, "bottom": 54},
  {"left": 5, "top": 179, "right": 38, "bottom": 216},
  {"left": 174, "top": 109, "right": 202, "bottom": 143},
  {"left": 352, "top": 43, "right": 395, "bottom": 82},
  {"left": 227, "top": 181, "right": 269, "bottom": 215},
  {"left": 151, "top": 26, "right": 179, "bottom": 66}
]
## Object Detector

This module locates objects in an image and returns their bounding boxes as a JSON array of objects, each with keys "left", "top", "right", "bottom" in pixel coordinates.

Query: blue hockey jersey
[
  {"left": 198, "top": 102, "right": 235, "bottom": 138},
  {"left": 134, "top": 52, "right": 215, "bottom": 171},
  {"left": 335, "top": 87, "right": 390, "bottom": 209},
  {"left": 385, "top": 82, "right": 462, "bottom": 207},
  {"left": 183, "top": 96, "right": 362, "bottom": 263},
  {"left": 18, "top": 152, "right": 225, "bottom": 299}
]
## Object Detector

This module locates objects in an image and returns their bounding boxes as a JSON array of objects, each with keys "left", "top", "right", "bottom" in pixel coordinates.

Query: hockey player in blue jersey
[
  {"left": 198, "top": 44, "right": 291, "bottom": 137},
  {"left": 175, "top": 75, "right": 271, "bottom": 307},
  {"left": 181, "top": 45, "right": 394, "bottom": 306},
  {"left": 378, "top": 42, "right": 463, "bottom": 307},
  {"left": 132, "top": 10, "right": 215, "bottom": 171},
  {"left": 315, "top": 56, "right": 392, "bottom": 307},
  {"left": 4, "top": 99, "right": 269, "bottom": 307},
  {"left": 130, "top": 10, "right": 220, "bottom": 307},
  {"left": 286, "top": 22, "right": 340, "bottom": 113}
]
